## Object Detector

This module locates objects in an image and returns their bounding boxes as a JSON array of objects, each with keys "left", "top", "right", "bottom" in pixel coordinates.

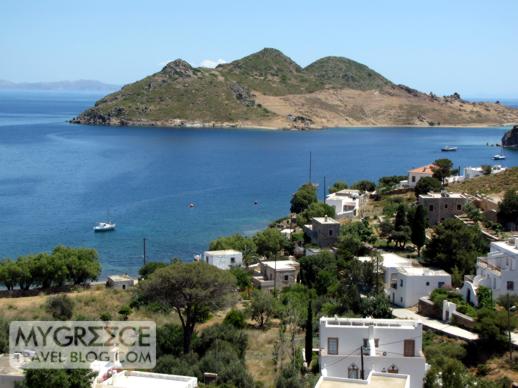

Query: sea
[{"left": 0, "top": 91, "right": 517, "bottom": 276}]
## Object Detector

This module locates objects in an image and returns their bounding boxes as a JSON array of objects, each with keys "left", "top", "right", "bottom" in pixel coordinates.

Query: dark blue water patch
[{"left": 0, "top": 91, "right": 516, "bottom": 276}]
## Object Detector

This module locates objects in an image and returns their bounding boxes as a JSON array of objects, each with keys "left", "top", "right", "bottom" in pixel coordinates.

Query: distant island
[
  {"left": 0, "top": 79, "right": 120, "bottom": 92},
  {"left": 71, "top": 48, "right": 518, "bottom": 129}
]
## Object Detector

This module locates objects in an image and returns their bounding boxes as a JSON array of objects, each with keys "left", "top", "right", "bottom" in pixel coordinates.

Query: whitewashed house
[
  {"left": 389, "top": 267, "right": 451, "bottom": 307},
  {"left": 251, "top": 259, "right": 300, "bottom": 291},
  {"left": 464, "top": 165, "right": 506, "bottom": 180},
  {"left": 317, "top": 317, "right": 427, "bottom": 388},
  {"left": 94, "top": 371, "right": 198, "bottom": 388},
  {"left": 461, "top": 239, "right": 518, "bottom": 305},
  {"left": 359, "top": 253, "right": 451, "bottom": 308},
  {"left": 106, "top": 275, "right": 136, "bottom": 290},
  {"left": 202, "top": 249, "right": 243, "bottom": 270},
  {"left": 326, "top": 189, "right": 367, "bottom": 219},
  {"left": 407, "top": 164, "right": 436, "bottom": 188}
]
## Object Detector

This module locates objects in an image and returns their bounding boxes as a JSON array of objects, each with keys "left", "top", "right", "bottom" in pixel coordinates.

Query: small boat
[
  {"left": 93, "top": 221, "right": 116, "bottom": 232},
  {"left": 189, "top": 203, "right": 195, "bottom": 208},
  {"left": 493, "top": 154, "right": 506, "bottom": 160},
  {"left": 441, "top": 146, "right": 458, "bottom": 152}
]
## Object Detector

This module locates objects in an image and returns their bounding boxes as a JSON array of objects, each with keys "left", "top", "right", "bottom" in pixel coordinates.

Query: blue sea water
[{"left": 0, "top": 90, "right": 517, "bottom": 276}]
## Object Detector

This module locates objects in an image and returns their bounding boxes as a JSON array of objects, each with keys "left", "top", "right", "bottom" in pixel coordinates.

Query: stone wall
[{"left": 418, "top": 297, "right": 441, "bottom": 319}]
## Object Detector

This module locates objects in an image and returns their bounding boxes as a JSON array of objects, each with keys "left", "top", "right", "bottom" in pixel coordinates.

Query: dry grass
[
  {"left": 245, "top": 325, "right": 280, "bottom": 388},
  {"left": 449, "top": 167, "right": 518, "bottom": 195}
]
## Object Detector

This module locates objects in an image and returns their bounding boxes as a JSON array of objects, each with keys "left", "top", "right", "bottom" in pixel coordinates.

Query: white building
[
  {"left": 251, "top": 259, "right": 300, "bottom": 291},
  {"left": 94, "top": 371, "right": 197, "bottom": 388},
  {"left": 461, "top": 239, "right": 518, "bottom": 305},
  {"left": 407, "top": 164, "right": 436, "bottom": 188},
  {"left": 202, "top": 249, "right": 243, "bottom": 270},
  {"left": 106, "top": 275, "right": 136, "bottom": 290},
  {"left": 318, "top": 317, "right": 427, "bottom": 388},
  {"left": 359, "top": 253, "right": 451, "bottom": 307},
  {"left": 464, "top": 164, "right": 506, "bottom": 180},
  {"left": 389, "top": 267, "right": 451, "bottom": 307},
  {"left": 326, "top": 189, "right": 367, "bottom": 219}
]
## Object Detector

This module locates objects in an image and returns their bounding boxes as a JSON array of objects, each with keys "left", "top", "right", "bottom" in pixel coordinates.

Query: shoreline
[{"left": 69, "top": 119, "right": 518, "bottom": 131}]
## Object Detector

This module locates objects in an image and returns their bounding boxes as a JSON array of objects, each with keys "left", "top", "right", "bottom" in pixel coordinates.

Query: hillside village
[{"left": 1, "top": 162, "right": 518, "bottom": 388}]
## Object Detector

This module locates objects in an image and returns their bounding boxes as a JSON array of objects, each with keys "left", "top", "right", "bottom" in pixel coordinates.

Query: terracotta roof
[{"left": 408, "top": 164, "right": 437, "bottom": 174}]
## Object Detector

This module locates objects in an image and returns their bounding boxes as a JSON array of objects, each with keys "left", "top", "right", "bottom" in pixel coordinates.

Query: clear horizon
[{"left": 1, "top": 0, "right": 518, "bottom": 98}]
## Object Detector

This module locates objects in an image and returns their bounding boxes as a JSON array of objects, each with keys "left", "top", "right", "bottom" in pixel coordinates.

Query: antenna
[{"left": 323, "top": 176, "right": 326, "bottom": 203}]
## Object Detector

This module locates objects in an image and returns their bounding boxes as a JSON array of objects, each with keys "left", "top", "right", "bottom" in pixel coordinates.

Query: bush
[
  {"left": 118, "top": 305, "right": 132, "bottom": 320},
  {"left": 156, "top": 324, "right": 186, "bottom": 358},
  {"left": 46, "top": 294, "right": 74, "bottom": 320},
  {"left": 223, "top": 309, "right": 247, "bottom": 329},
  {"left": 249, "top": 290, "right": 276, "bottom": 328},
  {"left": 195, "top": 323, "right": 248, "bottom": 359},
  {"left": 99, "top": 312, "right": 112, "bottom": 321}
]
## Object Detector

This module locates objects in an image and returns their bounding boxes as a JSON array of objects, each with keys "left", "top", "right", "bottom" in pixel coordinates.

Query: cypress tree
[
  {"left": 394, "top": 204, "right": 407, "bottom": 231},
  {"left": 411, "top": 204, "right": 426, "bottom": 256},
  {"left": 305, "top": 300, "right": 313, "bottom": 366}
]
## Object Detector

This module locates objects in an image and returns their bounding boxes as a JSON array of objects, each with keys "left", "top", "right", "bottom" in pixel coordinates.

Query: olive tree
[{"left": 138, "top": 262, "right": 236, "bottom": 353}]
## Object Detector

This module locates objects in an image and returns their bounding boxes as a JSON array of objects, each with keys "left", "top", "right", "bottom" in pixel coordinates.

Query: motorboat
[
  {"left": 493, "top": 154, "right": 506, "bottom": 160},
  {"left": 93, "top": 221, "right": 116, "bottom": 232},
  {"left": 441, "top": 146, "right": 458, "bottom": 152}
]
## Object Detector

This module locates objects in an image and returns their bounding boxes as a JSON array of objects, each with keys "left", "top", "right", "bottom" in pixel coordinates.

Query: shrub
[
  {"left": 118, "top": 305, "right": 132, "bottom": 321},
  {"left": 46, "top": 294, "right": 74, "bottom": 320},
  {"left": 99, "top": 312, "right": 112, "bottom": 321},
  {"left": 223, "top": 309, "right": 246, "bottom": 329}
]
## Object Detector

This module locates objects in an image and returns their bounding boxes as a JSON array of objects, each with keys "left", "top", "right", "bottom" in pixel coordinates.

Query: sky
[{"left": 1, "top": 0, "right": 517, "bottom": 98}]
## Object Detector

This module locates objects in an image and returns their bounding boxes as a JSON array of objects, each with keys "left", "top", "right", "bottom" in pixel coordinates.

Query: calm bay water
[{"left": 0, "top": 91, "right": 517, "bottom": 276}]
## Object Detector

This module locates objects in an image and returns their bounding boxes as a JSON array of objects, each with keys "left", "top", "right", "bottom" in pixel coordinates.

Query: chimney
[{"left": 325, "top": 215, "right": 328, "bottom": 222}]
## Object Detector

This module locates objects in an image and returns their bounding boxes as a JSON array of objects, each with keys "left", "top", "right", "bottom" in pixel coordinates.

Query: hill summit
[{"left": 72, "top": 48, "right": 518, "bottom": 129}]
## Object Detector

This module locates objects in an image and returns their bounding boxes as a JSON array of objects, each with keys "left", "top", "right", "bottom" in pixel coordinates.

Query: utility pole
[
  {"left": 360, "top": 346, "right": 365, "bottom": 380},
  {"left": 508, "top": 293, "right": 516, "bottom": 362},
  {"left": 273, "top": 255, "right": 277, "bottom": 293},
  {"left": 143, "top": 238, "right": 147, "bottom": 265}
]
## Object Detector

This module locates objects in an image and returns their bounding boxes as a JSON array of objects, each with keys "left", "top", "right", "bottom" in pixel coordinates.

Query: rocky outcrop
[
  {"left": 162, "top": 59, "right": 195, "bottom": 78},
  {"left": 229, "top": 82, "right": 255, "bottom": 107},
  {"left": 502, "top": 125, "right": 518, "bottom": 148}
]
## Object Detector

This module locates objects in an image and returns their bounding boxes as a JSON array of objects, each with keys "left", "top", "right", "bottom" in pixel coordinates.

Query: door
[{"left": 404, "top": 339, "right": 415, "bottom": 357}]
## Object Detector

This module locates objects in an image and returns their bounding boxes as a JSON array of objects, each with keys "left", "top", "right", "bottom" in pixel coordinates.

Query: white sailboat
[
  {"left": 93, "top": 211, "right": 116, "bottom": 232},
  {"left": 493, "top": 145, "right": 506, "bottom": 160}
]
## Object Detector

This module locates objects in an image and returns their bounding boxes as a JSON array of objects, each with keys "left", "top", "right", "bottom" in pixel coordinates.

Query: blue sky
[{"left": 1, "top": 0, "right": 517, "bottom": 97}]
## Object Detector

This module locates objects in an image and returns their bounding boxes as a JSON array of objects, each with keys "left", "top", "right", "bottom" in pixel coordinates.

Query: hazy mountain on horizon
[{"left": 0, "top": 79, "right": 120, "bottom": 92}]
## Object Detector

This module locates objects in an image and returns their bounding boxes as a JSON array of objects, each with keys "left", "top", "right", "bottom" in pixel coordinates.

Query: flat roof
[
  {"left": 262, "top": 259, "right": 299, "bottom": 271},
  {"left": 101, "top": 371, "right": 197, "bottom": 388},
  {"left": 419, "top": 192, "right": 465, "bottom": 199},
  {"left": 358, "top": 253, "right": 419, "bottom": 268},
  {"left": 396, "top": 266, "right": 450, "bottom": 277},
  {"left": 312, "top": 216, "right": 340, "bottom": 224},
  {"left": 321, "top": 317, "right": 420, "bottom": 329},
  {"left": 108, "top": 274, "right": 135, "bottom": 282},
  {"left": 492, "top": 240, "right": 518, "bottom": 255},
  {"left": 203, "top": 249, "right": 242, "bottom": 255},
  {"left": 317, "top": 374, "right": 408, "bottom": 388}
]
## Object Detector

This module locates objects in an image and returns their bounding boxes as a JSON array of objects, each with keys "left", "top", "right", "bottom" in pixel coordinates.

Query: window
[
  {"left": 404, "top": 339, "right": 415, "bottom": 357},
  {"left": 426, "top": 281, "right": 430, "bottom": 286},
  {"left": 457, "top": 204, "right": 462, "bottom": 210},
  {"left": 400, "top": 297, "right": 403, "bottom": 303},
  {"left": 412, "top": 176, "right": 416, "bottom": 182},
  {"left": 429, "top": 205, "right": 434, "bottom": 211},
  {"left": 438, "top": 281, "right": 445, "bottom": 288},
  {"left": 388, "top": 364, "right": 399, "bottom": 374},
  {"left": 329, "top": 229, "right": 334, "bottom": 236},
  {"left": 508, "top": 281, "right": 514, "bottom": 291},
  {"left": 230, "top": 257, "right": 235, "bottom": 264},
  {"left": 362, "top": 338, "right": 369, "bottom": 348},
  {"left": 444, "top": 204, "right": 448, "bottom": 209},
  {"left": 348, "top": 364, "right": 359, "bottom": 379},
  {"left": 375, "top": 338, "right": 379, "bottom": 347},
  {"left": 400, "top": 279, "right": 404, "bottom": 287},
  {"left": 328, "top": 338, "right": 338, "bottom": 355},
  {"left": 284, "top": 275, "right": 289, "bottom": 281}
]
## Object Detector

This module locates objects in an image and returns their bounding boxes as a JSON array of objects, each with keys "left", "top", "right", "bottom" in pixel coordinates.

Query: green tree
[
  {"left": 360, "top": 294, "right": 392, "bottom": 318},
  {"left": 209, "top": 234, "right": 257, "bottom": 265},
  {"left": 229, "top": 266, "right": 252, "bottom": 292},
  {"left": 378, "top": 175, "right": 406, "bottom": 189},
  {"left": 0, "top": 259, "right": 19, "bottom": 291},
  {"left": 424, "top": 219, "right": 488, "bottom": 280},
  {"left": 45, "top": 294, "right": 74, "bottom": 320},
  {"left": 32, "top": 253, "right": 68, "bottom": 289},
  {"left": 138, "top": 261, "right": 168, "bottom": 279},
  {"left": 299, "top": 251, "right": 338, "bottom": 295},
  {"left": 138, "top": 262, "right": 236, "bottom": 353},
  {"left": 290, "top": 184, "right": 317, "bottom": 214},
  {"left": 411, "top": 204, "right": 427, "bottom": 255},
  {"left": 253, "top": 228, "right": 287, "bottom": 258},
  {"left": 336, "top": 220, "right": 376, "bottom": 260},
  {"left": 20, "top": 369, "right": 96, "bottom": 388},
  {"left": 432, "top": 158, "right": 455, "bottom": 185},
  {"left": 16, "top": 255, "right": 36, "bottom": 290},
  {"left": 351, "top": 180, "right": 376, "bottom": 192},
  {"left": 497, "top": 190, "right": 518, "bottom": 230},
  {"left": 249, "top": 290, "right": 275, "bottom": 328},
  {"left": 394, "top": 204, "right": 408, "bottom": 231},
  {"left": 156, "top": 323, "right": 187, "bottom": 358},
  {"left": 414, "top": 176, "right": 442, "bottom": 197},
  {"left": 296, "top": 202, "right": 336, "bottom": 227},
  {"left": 329, "top": 180, "right": 348, "bottom": 193},
  {"left": 53, "top": 246, "right": 101, "bottom": 285}
]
